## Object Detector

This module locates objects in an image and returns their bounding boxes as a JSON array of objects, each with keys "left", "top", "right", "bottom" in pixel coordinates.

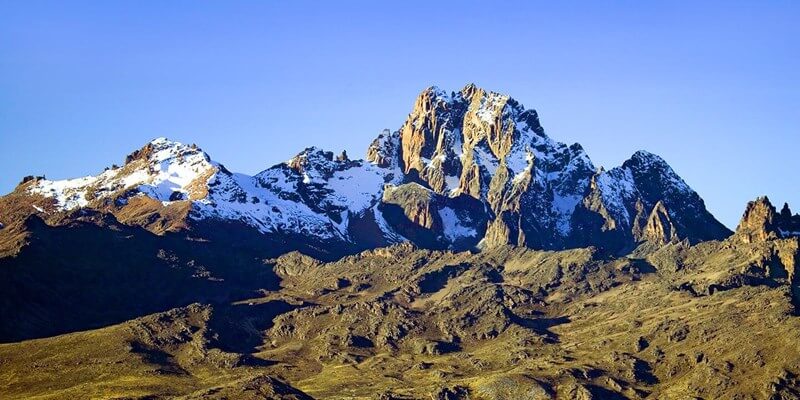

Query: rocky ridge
[
  {"left": 736, "top": 196, "right": 800, "bottom": 243},
  {"left": 1, "top": 84, "right": 732, "bottom": 259}
]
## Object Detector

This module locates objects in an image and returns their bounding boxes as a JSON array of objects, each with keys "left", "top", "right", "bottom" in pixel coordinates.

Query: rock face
[
  {"left": 735, "top": 196, "right": 800, "bottom": 243},
  {"left": 1, "top": 84, "right": 732, "bottom": 257},
  {"left": 643, "top": 201, "right": 679, "bottom": 245},
  {"left": 396, "top": 85, "right": 596, "bottom": 249},
  {"left": 569, "top": 151, "right": 731, "bottom": 252},
  {"left": 379, "top": 182, "right": 487, "bottom": 249}
]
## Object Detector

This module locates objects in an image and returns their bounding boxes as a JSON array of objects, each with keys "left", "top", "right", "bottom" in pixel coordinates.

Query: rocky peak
[
  {"left": 572, "top": 149, "right": 731, "bottom": 250},
  {"left": 460, "top": 82, "right": 480, "bottom": 99},
  {"left": 284, "top": 147, "right": 366, "bottom": 185},
  {"left": 736, "top": 197, "right": 800, "bottom": 243},
  {"left": 27, "top": 137, "right": 220, "bottom": 210},
  {"left": 398, "top": 86, "right": 466, "bottom": 189},
  {"left": 622, "top": 151, "right": 690, "bottom": 199},
  {"left": 366, "top": 129, "right": 401, "bottom": 169},
  {"left": 398, "top": 86, "right": 587, "bottom": 191},
  {"left": 643, "top": 201, "right": 678, "bottom": 244},
  {"left": 119, "top": 137, "right": 219, "bottom": 201},
  {"left": 389, "top": 85, "right": 603, "bottom": 249},
  {"left": 125, "top": 137, "right": 210, "bottom": 168},
  {"left": 287, "top": 147, "right": 333, "bottom": 173},
  {"left": 781, "top": 202, "right": 793, "bottom": 219},
  {"left": 736, "top": 196, "right": 779, "bottom": 243},
  {"left": 8, "top": 85, "right": 736, "bottom": 257}
]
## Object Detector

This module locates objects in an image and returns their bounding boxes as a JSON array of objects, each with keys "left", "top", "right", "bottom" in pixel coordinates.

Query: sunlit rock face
[{"left": 736, "top": 196, "right": 800, "bottom": 243}]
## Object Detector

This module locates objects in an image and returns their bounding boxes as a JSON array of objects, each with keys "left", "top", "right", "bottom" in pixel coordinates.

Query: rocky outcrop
[
  {"left": 724, "top": 197, "right": 800, "bottom": 287},
  {"left": 779, "top": 203, "right": 800, "bottom": 236},
  {"left": 735, "top": 197, "right": 800, "bottom": 243},
  {"left": 643, "top": 201, "right": 679, "bottom": 245},
  {"left": 367, "top": 129, "right": 402, "bottom": 170},
  {"left": 379, "top": 182, "right": 486, "bottom": 249},
  {"left": 736, "top": 197, "right": 780, "bottom": 243},
  {"left": 381, "top": 183, "right": 440, "bottom": 230}
]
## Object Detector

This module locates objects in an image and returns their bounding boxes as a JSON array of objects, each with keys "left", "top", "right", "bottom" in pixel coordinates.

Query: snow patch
[
  {"left": 373, "top": 206, "right": 406, "bottom": 243},
  {"left": 596, "top": 167, "right": 638, "bottom": 225},
  {"left": 551, "top": 193, "right": 583, "bottom": 234},
  {"left": 439, "top": 207, "right": 477, "bottom": 241}
]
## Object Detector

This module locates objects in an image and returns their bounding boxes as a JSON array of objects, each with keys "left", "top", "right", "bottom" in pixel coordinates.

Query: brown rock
[
  {"left": 735, "top": 196, "right": 779, "bottom": 243},
  {"left": 643, "top": 201, "right": 679, "bottom": 245},
  {"left": 381, "top": 183, "right": 440, "bottom": 230},
  {"left": 366, "top": 129, "right": 401, "bottom": 168}
]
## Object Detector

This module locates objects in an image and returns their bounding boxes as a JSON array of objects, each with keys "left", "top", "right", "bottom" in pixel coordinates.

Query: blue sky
[{"left": 1, "top": 1, "right": 798, "bottom": 228}]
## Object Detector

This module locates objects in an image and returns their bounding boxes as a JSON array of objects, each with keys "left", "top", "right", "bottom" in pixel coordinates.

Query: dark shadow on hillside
[
  {"left": 628, "top": 258, "right": 657, "bottom": 274},
  {"left": 511, "top": 313, "right": 570, "bottom": 343},
  {"left": 417, "top": 263, "right": 468, "bottom": 293},
  {"left": 208, "top": 300, "right": 306, "bottom": 354},
  {"left": 128, "top": 341, "right": 190, "bottom": 375},
  {"left": 585, "top": 385, "right": 629, "bottom": 400},
  {"left": 0, "top": 215, "right": 285, "bottom": 343}
]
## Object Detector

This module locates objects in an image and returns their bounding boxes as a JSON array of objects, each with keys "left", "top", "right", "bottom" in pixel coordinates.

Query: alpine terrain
[{"left": 1, "top": 84, "right": 799, "bottom": 399}]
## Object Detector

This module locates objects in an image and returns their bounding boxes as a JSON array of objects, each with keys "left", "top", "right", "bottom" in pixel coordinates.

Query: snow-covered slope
[
  {"left": 14, "top": 84, "right": 731, "bottom": 255},
  {"left": 31, "top": 137, "right": 218, "bottom": 208},
  {"left": 29, "top": 139, "right": 400, "bottom": 243},
  {"left": 212, "top": 147, "right": 399, "bottom": 240}
]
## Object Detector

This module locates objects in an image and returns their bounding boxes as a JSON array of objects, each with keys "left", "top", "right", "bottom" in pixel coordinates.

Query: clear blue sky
[{"left": 1, "top": 1, "right": 798, "bottom": 228}]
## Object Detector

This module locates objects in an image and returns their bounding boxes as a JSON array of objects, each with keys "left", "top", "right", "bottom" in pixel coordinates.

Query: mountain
[
  {"left": 1, "top": 84, "right": 799, "bottom": 399},
  {"left": 0, "top": 84, "right": 731, "bottom": 259},
  {"left": 1, "top": 198, "right": 798, "bottom": 399}
]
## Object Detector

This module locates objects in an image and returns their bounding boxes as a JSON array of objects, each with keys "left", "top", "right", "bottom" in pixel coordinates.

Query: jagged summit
[
  {"left": 398, "top": 84, "right": 569, "bottom": 195},
  {"left": 735, "top": 196, "right": 800, "bottom": 243},
  {"left": 574, "top": 146, "right": 731, "bottom": 251},
  {"left": 2, "top": 85, "right": 733, "bottom": 258},
  {"left": 629, "top": 149, "right": 666, "bottom": 161},
  {"left": 782, "top": 202, "right": 793, "bottom": 217}
]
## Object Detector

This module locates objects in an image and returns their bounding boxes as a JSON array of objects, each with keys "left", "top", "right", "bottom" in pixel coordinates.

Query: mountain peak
[
  {"left": 622, "top": 150, "right": 691, "bottom": 195},
  {"left": 736, "top": 196, "right": 779, "bottom": 243},
  {"left": 630, "top": 149, "right": 664, "bottom": 162},
  {"left": 781, "top": 202, "right": 793, "bottom": 218},
  {"left": 27, "top": 137, "right": 219, "bottom": 211},
  {"left": 417, "top": 85, "right": 450, "bottom": 103},
  {"left": 149, "top": 136, "right": 171, "bottom": 145},
  {"left": 286, "top": 146, "right": 349, "bottom": 175},
  {"left": 625, "top": 150, "right": 672, "bottom": 171},
  {"left": 125, "top": 137, "right": 209, "bottom": 165},
  {"left": 459, "top": 82, "right": 486, "bottom": 100},
  {"left": 461, "top": 82, "right": 479, "bottom": 92},
  {"left": 735, "top": 197, "right": 800, "bottom": 242},
  {"left": 8, "top": 84, "right": 733, "bottom": 256}
]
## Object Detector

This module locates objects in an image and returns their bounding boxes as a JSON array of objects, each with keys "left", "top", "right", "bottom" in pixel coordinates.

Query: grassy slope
[{"left": 1, "top": 239, "right": 799, "bottom": 399}]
